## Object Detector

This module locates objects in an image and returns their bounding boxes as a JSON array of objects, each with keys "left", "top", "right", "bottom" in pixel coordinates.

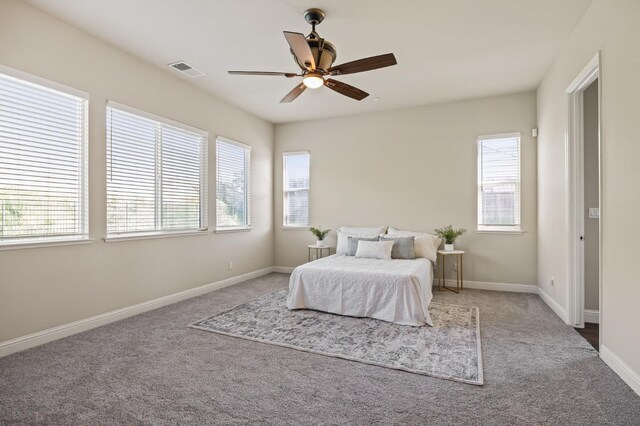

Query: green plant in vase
[
  {"left": 310, "top": 227, "right": 331, "bottom": 247},
  {"left": 434, "top": 225, "right": 466, "bottom": 251}
]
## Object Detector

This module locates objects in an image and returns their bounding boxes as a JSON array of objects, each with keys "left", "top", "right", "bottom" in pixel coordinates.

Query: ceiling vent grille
[{"left": 168, "top": 61, "right": 205, "bottom": 78}]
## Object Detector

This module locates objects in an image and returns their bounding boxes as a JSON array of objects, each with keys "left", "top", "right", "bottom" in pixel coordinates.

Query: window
[
  {"left": 477, "top": 133, "right": 521, "bottom": 231},
  {"left": 106, "top": 102, "right": 207, "bottom": 237},
  {"left": 0, "top": 69, "right": 88, "bottom": 246},
  {"left": 283, "top": 151, "right": 310, "bottom": 227},
  {"left": 215, "top": 137, "right": 250, "bottom": 230}
]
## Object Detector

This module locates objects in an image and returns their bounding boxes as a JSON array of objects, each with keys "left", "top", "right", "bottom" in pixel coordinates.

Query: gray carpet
[
  {"left": 0, "top": 273, "right": 638, "bottom": 425},
  {"left": 191, "top": 290, "right": 483, "bottom": 385}
]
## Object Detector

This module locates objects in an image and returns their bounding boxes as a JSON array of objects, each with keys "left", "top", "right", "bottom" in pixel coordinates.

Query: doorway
[
  {"left": 566, "top": 53, "right": 601, "bottom": 349},
  {"left": 581, "top": 79, "right": 599, "bottom": 347}
]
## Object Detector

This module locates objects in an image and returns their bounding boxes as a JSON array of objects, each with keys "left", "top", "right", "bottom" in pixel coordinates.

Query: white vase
[
  {"left": 316, "top": 240, "right": 325, "bottom": 247},
  {"left": 444, "top": 243, "right": 454, "bottom": 251}
]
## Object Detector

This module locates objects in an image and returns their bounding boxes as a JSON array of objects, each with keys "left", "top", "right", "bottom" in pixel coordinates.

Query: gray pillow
[
  {"left": 346, "top": 236, "right": 379, "bottom": 256},
  {"left": 380, "top": 236, "right": 416, "bottom": 259}
]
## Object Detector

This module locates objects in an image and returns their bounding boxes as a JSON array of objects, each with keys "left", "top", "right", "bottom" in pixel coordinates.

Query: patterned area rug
[{"left": 190, "top": 290, "right": 483, "bottom": 385}]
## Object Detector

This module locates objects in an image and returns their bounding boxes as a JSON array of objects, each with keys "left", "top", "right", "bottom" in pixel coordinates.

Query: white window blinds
[
  {"left": 106, "top": 102, "right": 207, "bottom": 236},
  {"left": 0, "top": 70, "right": 88, "bottom": 245},
  {"left": 283, "top": 151, "right": 310, "bottom": 227},
  {"left": 216, "top": 137, "right": 250, "bottom": 230},
  {"left": 477, "top": 133, "right": 521, "bottom": 231}
]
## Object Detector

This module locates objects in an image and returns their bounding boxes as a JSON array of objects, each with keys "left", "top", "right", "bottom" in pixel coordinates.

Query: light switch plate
[{"left": 588, "top": 207, "right": 600, "bottom": 219}]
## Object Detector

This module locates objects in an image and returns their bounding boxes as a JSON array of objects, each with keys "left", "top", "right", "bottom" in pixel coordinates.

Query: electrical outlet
[
  {"left": 453, "top": 262, "right": 458, "bottom": 272},
  {"left": 549, "top": 277, "right": 554, "bottom": 287},
  {"left": 228, "top": 261, "right": 233, "bottom": 270}
]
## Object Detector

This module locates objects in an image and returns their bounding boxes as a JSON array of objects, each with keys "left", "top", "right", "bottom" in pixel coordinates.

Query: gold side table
[
  {"left": 308, "top": 245, "right": 331, "bottom": 262},
  {"left": 437, "top": 250, "right": 465, "bottom": 293}
]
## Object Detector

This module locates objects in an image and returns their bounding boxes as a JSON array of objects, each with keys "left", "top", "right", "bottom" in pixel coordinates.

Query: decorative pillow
[
  {"left": 346, "top": 236, "right": 379, "bottom": 256},
  {"left": 380, "top": 236, "right": 416, "bottom": 259},
  {"left": 354, "top": 240, "right": 394, "bottom": 260},
  {"left": 336, "top": 226, "right": 387, "bottom": 255},
  {"left": 386, "top": 227, "right": 442, "bottom": 262}
]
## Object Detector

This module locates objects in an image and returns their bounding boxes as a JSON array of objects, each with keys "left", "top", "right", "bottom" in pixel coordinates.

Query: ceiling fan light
[{"left": 303, "top": 74, "right": 324, "bottom": 89}]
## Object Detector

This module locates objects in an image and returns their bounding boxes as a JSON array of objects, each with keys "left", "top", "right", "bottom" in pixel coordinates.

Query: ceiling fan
[{"left": 228, "top": 8, "right": 397, "bottom": 103}]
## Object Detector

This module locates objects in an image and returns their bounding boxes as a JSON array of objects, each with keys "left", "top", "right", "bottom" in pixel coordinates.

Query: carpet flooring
[{"left": 1, "top": 273, "right": 639, "bottom": 425}]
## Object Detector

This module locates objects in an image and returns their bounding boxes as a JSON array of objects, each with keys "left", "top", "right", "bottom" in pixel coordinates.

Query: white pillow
[
  {"left": 387, "top": 227, "right": 442, "bottom": 262},
  {"left": 354, "top": 240, "right": 394, "bottom": 260},
  {"left": 336, "top": 226, "right": 387, "bottom": 254}
]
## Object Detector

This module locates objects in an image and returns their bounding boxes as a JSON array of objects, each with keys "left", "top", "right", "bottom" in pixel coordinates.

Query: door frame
[{"left": 565, "top": 52, "right": 601, "bottom": 330}]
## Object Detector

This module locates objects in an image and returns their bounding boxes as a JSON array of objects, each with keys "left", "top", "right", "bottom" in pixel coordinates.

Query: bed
[{"left": 286, "top": 254, "right": 434, "bottom": 326}]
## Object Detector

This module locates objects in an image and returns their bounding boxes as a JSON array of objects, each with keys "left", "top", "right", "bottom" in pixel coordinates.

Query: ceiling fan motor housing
[{"left": 293, "top": 38, "right": 337, "bottom": 73}]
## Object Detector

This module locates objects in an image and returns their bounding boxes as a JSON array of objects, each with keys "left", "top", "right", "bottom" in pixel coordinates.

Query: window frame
[
  {"left": 105, "top": 101, "right": 208, "bottom": 240},
  {"left": 282, "top": 151, "right": 310, "bottom": 229},
  {"left": 476, "top": 132, "right": 522, "bottom": 233},
  {"left": 0, "top": 65, "right": 89, "bottom": 248},
  {"left": 215, "top": 136, "right": 251, "bottom": 232}
]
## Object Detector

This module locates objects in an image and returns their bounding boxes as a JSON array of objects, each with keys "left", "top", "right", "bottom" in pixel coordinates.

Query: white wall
[
  {"left": 0, "top": 0, "right": 274, "bottom": 342},
  {"left": 537, "top": 0, "right": 640, "bottom": 383},
  {"left": 275, "top": 92, "right": 538, "bottom": 285}
]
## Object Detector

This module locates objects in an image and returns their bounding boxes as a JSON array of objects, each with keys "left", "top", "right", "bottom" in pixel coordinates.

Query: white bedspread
[{"left": 286, "top": 255, "right": 433, "bottom": 326}]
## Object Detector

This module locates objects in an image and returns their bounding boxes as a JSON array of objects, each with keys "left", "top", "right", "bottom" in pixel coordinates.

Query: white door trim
[{"left": 565, "top": 52, "right": 601, "bottom": 329}]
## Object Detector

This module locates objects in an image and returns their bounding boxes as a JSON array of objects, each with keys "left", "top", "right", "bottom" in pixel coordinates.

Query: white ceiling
[{"left": 23, "top": 0, "right": 593, "bottom": 123}]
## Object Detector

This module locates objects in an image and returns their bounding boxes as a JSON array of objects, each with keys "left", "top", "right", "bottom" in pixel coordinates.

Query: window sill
[
  {"left": 282, "top": 226, "right": 310, "bottom": 231},
  {"left": 213, "top": 227, "right": 252, "bottom": 234},
  {"left": 0, "top": 237, "right": 93, "bottom": 251},
  {"left": 476, "top": 228, "right": 524, "bottom": 235},
  {"left": 104, "top": 230, "right": 209, "bottom": 242}
]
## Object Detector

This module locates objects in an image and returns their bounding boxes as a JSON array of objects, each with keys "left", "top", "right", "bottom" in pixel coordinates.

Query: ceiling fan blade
[
  {"left": 324, "top": 78, "right": 369, "bottom": 101},
  {"left": 228, "top": 71, "right": 298, "bottom": 77},
  {"left": 328, "top": 53, "right": 397, "bottom": 76},
  {"left": 280, "top": 82, "right": 307, "bottom": 103},
  {"left": 283, "top": 31, "right": 316, "bottom": 70}
]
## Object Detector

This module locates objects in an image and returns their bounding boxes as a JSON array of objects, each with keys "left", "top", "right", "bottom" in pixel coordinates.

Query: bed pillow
[
  {"left": 346, "top": 236, "right": 379, "bottom": 256},
  {"left": 380, "top": 236, "right": 416, "bottom": 259},
  {"left": 336, "top": 226, "right": 387, "bottom": 254},
  {"left": 354, "top": 240, "right": 394, "bottom": 260},
  {"left": 386, "top": 227, "right": 441, "bottom": 262}
]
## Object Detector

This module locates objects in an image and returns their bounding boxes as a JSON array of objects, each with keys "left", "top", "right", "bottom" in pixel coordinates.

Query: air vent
[{"left": 168, "top": 61, "right": 205, "bottom": 78}]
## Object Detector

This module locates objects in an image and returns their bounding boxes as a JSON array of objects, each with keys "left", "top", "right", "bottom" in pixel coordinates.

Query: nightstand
[
  {"left": 437, "top": 250, "right": 465, "bottom": 293},
  {"left": 308, "top": 245, "right": 331, "bottom": 262}
]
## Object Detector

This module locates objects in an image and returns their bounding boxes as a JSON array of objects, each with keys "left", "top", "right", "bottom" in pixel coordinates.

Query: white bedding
[{"left": 286, "top": 254, "right": 433, "bottom": 326}]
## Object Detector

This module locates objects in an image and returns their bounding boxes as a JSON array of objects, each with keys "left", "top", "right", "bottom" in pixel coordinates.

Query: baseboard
[
  {"left": 0, "top": 266, "right": 275, "bottom": 358},
  {"left": 443, "top": 279, "right": 538, "bottom": 293},
  {"left": 584, "top": 309, "right": 600, "bottom": 324},
  {"left": 3, "top": 264, "right": 637, "bottom": 398},
  {"left": 600, "top": 345, "right": 640, "bottom": 396},
  {"left": 274, "top": 267, "right": 538, "bottom": 294},
  {"left": 276, "top": 267, "right": 564, "bottom": 323},
  {"left": 536, "top": 286, "right": 569, "bottom": 323},
  {"left": 441, "top": 279, "right": 572, "bottom": 326}
]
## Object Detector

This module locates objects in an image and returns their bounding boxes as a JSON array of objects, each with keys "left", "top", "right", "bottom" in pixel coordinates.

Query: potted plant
[
  {"left": 310, "top": 227, "right": 331, "bottom": 247},
  {"left": 434, "top": 225, "right": 466, "bottom": 251}
]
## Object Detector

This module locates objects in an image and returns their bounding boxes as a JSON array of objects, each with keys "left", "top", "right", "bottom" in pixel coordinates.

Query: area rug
[{"left": 190, "top": 290, "right": 483, "bottom": 385}]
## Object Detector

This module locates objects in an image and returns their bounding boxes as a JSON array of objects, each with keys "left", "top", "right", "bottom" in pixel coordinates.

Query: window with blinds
[
  {"left": 216, "top": 137, "right": 250, "bottom": 230},
  {"left": 0, "top": 69, "right": 88, "bottom": 245},
  {"left": 477, "top": 133, "right": 521, "bottom": 231},
  {"left": 283, "top": 151, "right": 310, "bottom": 227},
  {"left": 106, "top": 102, "right": 207, "bottom": 237}
]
